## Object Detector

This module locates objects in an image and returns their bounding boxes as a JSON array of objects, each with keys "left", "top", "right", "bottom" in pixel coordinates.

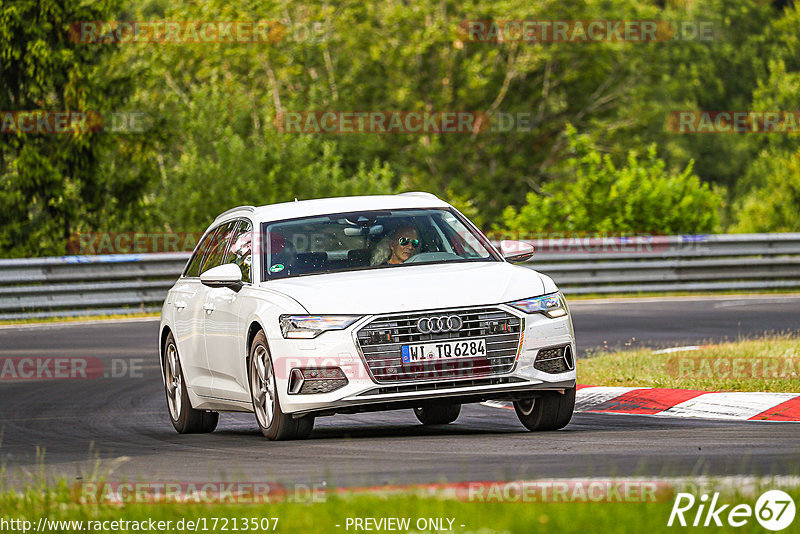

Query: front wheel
[
  {"left": 514, "top": 387, "right": 575, "bottom": 431},
  {"left": 249, "top": 331, "right": 314, "bottom": 440},
  {"left": 163, "top": 332, "right": 218, "bottom": 433},
  {"left": 413, "top": 403, "right": 461, "bottom": 425}
]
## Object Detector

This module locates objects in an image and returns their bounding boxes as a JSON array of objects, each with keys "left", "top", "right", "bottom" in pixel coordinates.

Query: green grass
[
  {"left": 580, "top": 335, "right": 800, "bottom": 392},
  {"left": 1, "top": 481, "right": 798, "bottom": 533},
  {"left": 0, "top": 312, "right": 158, "bottom": 326}
]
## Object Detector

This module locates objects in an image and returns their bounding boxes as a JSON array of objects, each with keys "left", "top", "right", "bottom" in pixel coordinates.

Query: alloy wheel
[
  {"left": 164, "top": 342, "right": 182, "bottom": 420},
  {"left": 250, "top": 345, "right": 276, "bottom": 428}
]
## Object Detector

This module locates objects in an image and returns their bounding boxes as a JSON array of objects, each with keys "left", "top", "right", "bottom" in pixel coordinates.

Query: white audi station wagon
[{"left": 159, "top": 193, "right": 576, "bottom": 440}]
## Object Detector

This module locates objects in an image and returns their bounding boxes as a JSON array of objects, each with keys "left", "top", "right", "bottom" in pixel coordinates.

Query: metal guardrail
[
  {"left": 0, "top": 233, "right": 799, "bottom": 319},
  {"left": 0, "top": 253, "right": 190, "bottom": 320},
  {"left": 524, "top": 233, "right": 800, "bottom": 294}
]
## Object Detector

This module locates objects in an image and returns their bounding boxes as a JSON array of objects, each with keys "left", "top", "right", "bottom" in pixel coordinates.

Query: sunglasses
[{"left": 398, "top": 237, "right": 420, "bottom": 248}]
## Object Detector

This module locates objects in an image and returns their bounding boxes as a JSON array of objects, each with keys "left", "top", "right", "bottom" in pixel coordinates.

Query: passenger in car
[
  {"left": 388, "top": 226, "right": 421, "bottom": 264},
  {"left": 370, "top": 225, "right": 421, "bottom": 265}
]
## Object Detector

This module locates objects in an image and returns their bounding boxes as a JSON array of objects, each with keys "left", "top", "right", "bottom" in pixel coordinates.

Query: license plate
[{"left": 401, "top": 339, "right": 487, "bottom": 363}]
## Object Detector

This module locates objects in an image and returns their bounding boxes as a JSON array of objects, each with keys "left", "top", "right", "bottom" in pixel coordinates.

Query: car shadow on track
[
  {"left": 209, "top": 407, "right": 542, "bottom": 441},
  {"left": 145, "top": 407, "right": 756, "bottom": 447}
]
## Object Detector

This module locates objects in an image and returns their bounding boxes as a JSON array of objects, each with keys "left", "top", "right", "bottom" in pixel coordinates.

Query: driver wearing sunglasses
[{"left": 387, "top": 226, "right": 421, "bottom": 264}]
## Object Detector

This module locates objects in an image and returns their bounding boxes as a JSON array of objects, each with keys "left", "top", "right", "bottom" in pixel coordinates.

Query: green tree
[
  {"left": 0, "top": 0, "right": 148, "bottom": 256},
  {"left": 5, "top": 0, "right": 800, "bottom": 256},
  {"left": 730, "top": 54, "right": 800, "bottom": 232},
  {"left": 111, "top": 0, "right": 398, "bottom": 232},
  {"left": 731, "top": 149, "right": 800, "bottom": 232},
  {"left": 500, "top": 126, "right": 724, "bottom": 234},
  {"left": 123, "top": 0, "right": 675, "bottom": 226}
]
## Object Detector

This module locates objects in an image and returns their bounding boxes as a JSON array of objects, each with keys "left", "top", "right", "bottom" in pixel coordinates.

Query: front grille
[
  {"left": 533, "top": 345, "right": 574, "bottom": 374},
  {"left": 356, "top": 306, "right": 522, "bottom": 382}
]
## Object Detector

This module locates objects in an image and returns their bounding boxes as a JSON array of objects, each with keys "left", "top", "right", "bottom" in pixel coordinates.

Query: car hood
[{"left": 261, "top": 261, "right": 547, "bottom": 314}]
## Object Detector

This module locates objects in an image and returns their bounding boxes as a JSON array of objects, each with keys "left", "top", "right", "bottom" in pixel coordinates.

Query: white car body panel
[
  {"left": 169, "top": 279, "right": 214, "bottom": 397},
  {"left": 204, "top": 286, "right": 246, "bottom": 402},
  {"left": 263, "top": 261, "right": 545, "bottom": 315},
  {"left": 217, "top": 194, "right": 451, "bottom": 226}
]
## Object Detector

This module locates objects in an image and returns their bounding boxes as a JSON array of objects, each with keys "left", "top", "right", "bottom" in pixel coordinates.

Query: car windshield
[{"left": 262, "top": 208, "right": 498, "bottom": 279}]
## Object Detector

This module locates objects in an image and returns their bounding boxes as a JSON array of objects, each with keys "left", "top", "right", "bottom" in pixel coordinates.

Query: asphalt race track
[{"left": 1, "top": 295, "right": 799, "bottom": 487}]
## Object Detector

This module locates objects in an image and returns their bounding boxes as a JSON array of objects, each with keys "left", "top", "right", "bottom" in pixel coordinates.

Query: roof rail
[
  {"left": 398, "top": 191, "right": 440, "bottom": 200},
  {"left": 215, "top": 205, "right": 256, "bottom": 221}
]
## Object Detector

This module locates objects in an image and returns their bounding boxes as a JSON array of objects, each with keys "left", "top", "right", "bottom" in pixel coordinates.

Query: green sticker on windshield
[{"left": 270, "top": 264, "right": 285, "bottom": 273}]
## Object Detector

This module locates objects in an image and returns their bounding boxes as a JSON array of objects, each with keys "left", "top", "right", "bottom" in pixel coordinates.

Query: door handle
[
  {"left": 174, "top": 300, "right": 187, "bottom": 310},
  {"left": 203, "top": 302, "right": 216, "bottom": 313}
]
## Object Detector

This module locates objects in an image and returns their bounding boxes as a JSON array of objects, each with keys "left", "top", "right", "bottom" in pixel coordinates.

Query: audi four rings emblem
[{"left": 416, "top": 315, "right": 463, "bottom": 334}]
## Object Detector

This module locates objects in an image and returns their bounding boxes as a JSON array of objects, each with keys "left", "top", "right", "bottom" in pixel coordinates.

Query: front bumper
[{"left": 268, "top": 305, "right": 576, "bottom": 416}]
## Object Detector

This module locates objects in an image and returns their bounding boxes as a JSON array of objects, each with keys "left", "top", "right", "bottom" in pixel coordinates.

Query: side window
[
  {"left": 184, "top": 228, "right": 217, "bottom": 277},
  {"left": 226, "top": 220, "right": 253, "bottom": 283},
  {"left": 200, "top": 221, "right": 238, "bottom": 274}
]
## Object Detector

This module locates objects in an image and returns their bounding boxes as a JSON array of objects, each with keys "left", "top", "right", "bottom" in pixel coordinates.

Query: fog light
[
  {"left": 563, "top": 346, "right": 575, "bottom": 370},
  {"left": 287, "top": 367, "right": 348, "bottom": 395},
  {"left": 288, "top": 368, "right": 304, "bottom": 394},
  {"left": 533, "top": 345, "right": 574, "bottom": 374}
]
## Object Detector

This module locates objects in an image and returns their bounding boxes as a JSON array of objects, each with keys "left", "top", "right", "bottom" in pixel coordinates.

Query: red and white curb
[
  {"left": 483, "top": 386, "right": 800, "bottom": 421},
  {"left": 574, "top": 386, "right": 800, "bottom": 421}
]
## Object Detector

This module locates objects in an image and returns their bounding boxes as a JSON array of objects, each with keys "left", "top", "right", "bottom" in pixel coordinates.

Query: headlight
[
  {"left": 279, "top": 315, "right": 361, "bottom": 339},
  {"left": 508, "top": 292, "right": 568, "bottom": 318}
]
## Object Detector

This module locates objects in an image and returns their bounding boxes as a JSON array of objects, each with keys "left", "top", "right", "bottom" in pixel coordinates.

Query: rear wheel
[
  {"left": 249, "top": 331, "right": 314, "bottom": 440},
  {"left": 514, "top": 387, "right": 575, "bottom": 431},
  {"left": 413, "top": 403, "right": 461, "bottom": 425},
  {"left": 163, "top": 332, "right": 218, "bottom": 433}
]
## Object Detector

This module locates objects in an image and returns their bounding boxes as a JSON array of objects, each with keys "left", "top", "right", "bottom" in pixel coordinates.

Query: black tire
[
  {"left": 162, "top": 332, "right": 219, "bottom": 434},
  {"left": 513, "top": 387, "right": 575, "bottom": 431},
  {"left": 248, "top": 331, "right": 314, "bottom": 440},
  {"left": 413, "top": 403, "right": 461, "bottom": 425}
]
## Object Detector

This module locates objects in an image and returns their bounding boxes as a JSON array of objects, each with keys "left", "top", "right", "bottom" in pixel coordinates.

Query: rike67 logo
[{"left": 668, "top": 490, "right": 796, "bottom": 530}]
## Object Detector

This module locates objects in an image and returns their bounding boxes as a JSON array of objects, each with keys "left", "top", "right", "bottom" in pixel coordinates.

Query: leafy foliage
[
  {"left": 501, "top": 127, "right": 724, "bottom": 234},
  {"left": 1, "top": 0, "right": 800, "bottom": 256},
  {"left": 0, "top": 0, "right": 150, "bottom": 256},
  {"left": 731, "top": 149, "right": 800, "bottom": 232}
]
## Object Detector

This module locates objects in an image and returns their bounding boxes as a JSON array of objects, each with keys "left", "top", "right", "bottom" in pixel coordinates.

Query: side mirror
[
  {"left": 499, "top": 240, "right": 534, "bottom": 263},
  {"left": 200, "top": 263, "right": 244, "bottom": 292}
]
